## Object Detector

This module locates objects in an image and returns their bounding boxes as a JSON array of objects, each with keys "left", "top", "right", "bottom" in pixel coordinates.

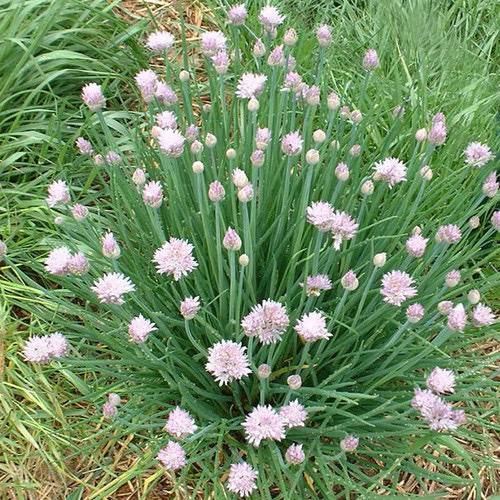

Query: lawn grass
[{"left": 0, "top": 0, "right": 498, "bottom": 498}]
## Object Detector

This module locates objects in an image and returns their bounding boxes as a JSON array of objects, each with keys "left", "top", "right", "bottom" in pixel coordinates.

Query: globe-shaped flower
[
  {"left": 164, "top": 407, "right": 198, "bottom": 439},
  {"left": 81, "top": 82, "right": 105, "bottom": 111},
  {"left": 285, "top": 444, "right": 305, "bottom": 465},
  {"left": 44, "top": 247, "right": 72, "bottom": 276},
  {"left": 471, "top": 303, "right": 495, "bottom": 327},
  {"left": 406, "top": 234, "right": 429, "bottom": 258},
  {"left": 227, "top": 462, "right": 258, "bottom": 497},
  {"left": 91, "top": 272, "right": 135, "bottom": 305},
  {"left": 447, "top": 304, "right": 467, "bottom": 332},
  {"left": 301, "top": 274, "right": 332, "bottom": 296},
  {"left": 46, "top": 180, "right": 70, "bottom": 208},
  {"left": 241, "top": 299, "right": 289, "bottom": 344},
  {"left": 128, "top": 314, "right": 157, "bottom": 343},
  {"left": 464, "top": 141, "right": 492, "bottom": 166},
  {"left": 330, "top": 210, "right": 358, "bottom": 250},
  {"left": 380, "top": 270, "right": 417, "bottom": 306},
  {"left": 146, "top": 30, "right": 174, "bottom": 52},
  {"left": 242, "top": 405, "right": 286, "bottom": 447},
  {"left": 157, "top": 129, "right": 185, "bottom": 157},
  {"left": 235, "top": 73, "right": 267, "bottom": 99},
  {"left": 294, "top": 311, "right": 331, "bottom": 342},
  {"left": 258, "top": 6, "right": 285, "bottom": 32},
  {"left": 281, "top": 131, "right": 303, "bottom": 156},
  {"left": 153, "top": 238, "right": 198, "bottom": 280},
  {"left": 306, "top": 201, "right": 334, "bottom": 232},
  {"left": 156, "top": 441, "right": 186, "bottom": 471},
  {"left": 205, "top": 340, "right": 251, "bottom": 385},
  {"left": 279, "top": 400, "right": 308, "bottom": 428},
  {"left": 435, "top": 224, "right": 461, "bottom": 244},
  {"left": 426, "top": 367, "right": 456, "bottom": 394},
  {"left": 373, "top": 157, "right": 407, "bottom": 188}
]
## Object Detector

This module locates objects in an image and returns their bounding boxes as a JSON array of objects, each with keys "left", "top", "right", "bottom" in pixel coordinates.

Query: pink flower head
[
  {"left": 91, "top": 272, "right": 135, "bottom": 305},
  {"left": 307, "top": 201, "right": 334, "bottom": 232},
  {"left": 304, "top": 85, "right": 320, "bottom": 106},
  {"left": 250, "top": 149, "right": 264, "bottom": 167},
  {"left": 71, "top": 204, "right": 88, "bottom": 221},
  {"left": 101, "top": 232, "right": 120, "bottom": 259},
  {"left": 447, "top": 304, "right": 467, "bottom": 332},
  {"left": 330, "top": 210, "right": 358, "bottom": 250},
  {"left": 335, "top": 162, "right": 349, "bottom": 181},
  {"left": 362, "top": 49, "right": 379, "bottom": 70},
  {"left": 23, "top": 336, "right": 53, "bottom": 364},
  {"left": 285, "top": 444, "right": 305, "bottom": 465},
  {"left": 406, "top": 233, "right": 429, "bottom": 258},
  {"left": 438, "top": 300, "right": 454, "bottom": 316},
  {"left": 241, "top": 299, "right": 289, "bottom": 344},
  {"left": 445, "top": 269, "right": 461, "bottom": 287},
  {"left": 280, "top": 131, "right": 303, "bottom": 156},
  {"left": 46, "top": 332, "right": 69, "bottom": 357},
  {"left": 205, "top": 340, "right": 251, "bottom": 385},
  {"left": 108, "top": 393, "right": 121, "bottom": 406},
  {"left": 81, "top": 82, "right": 105, "bottom": 111},
  {"left": 492, "top": 211, "right": 500, "bottom": 231},
  {"left": 316, "top": 24, "right": 332, "bottom": 47},
  {"left": 242, "top": 405, "right": 285, "bottom": 447},
  {"left": 301, "top": 274, "right": 332, "bottom": 297},
  {"left": 482, "top": 172, "right": 499, "bottom": 198},
  {"left": 75, "top": 137, "right": 93, "bottom": 155},
  {"left": 208, "top": 180, "right": 225, "bottom": 202},
  {"left": 153, "top": 238, "right": 198, "bottom": 281},
  {"left": 146, "top": 30, "right": 174, "bottom": 52},
  {"left": 373, "top": 157, "right": 407, "bottom": 188},
  {"left": 237, "top": 183, "right": 254, "bottom": 203},
  {"left": 426, "top": 367, "right": 455, "bottom": 394},
  {"left": 406, "top": 303, "right": 425, "bottom": 323},
  {"left": 255, "top": 127, "right": 271, "bottom": 150},
  {"left": 420, "top": 398, "right": 458, "bottom": 431},
  {"left": 267, "top": 45, "right": 285, "bottom": 66},
  {"left": 428, "top": 121, "right": 447, "bottom": 145},
  {"left": 464, "top": 141, "right": 492, "bottom": 167},
  {"left": 156, "top": 111, "right": 177, "bottom": 129},
  {"left": 279, "top": 399, "right": 308, "bottom": 428},
  {"left": 340, "top": 436, "right": 359, "bottom": 452},
  {"left": 201, "top": 31, "right": 227, "bottom": 57},
  {"left": 236, "top": 73, "right": 267, "bottom": 99},
  {"left": 155, "top": 81, "right": 178, "bottom": 106},
  {"left": 411, "top": 387, "right": 440, "bottom": 411},
  {"left": 105, "top": 151, "right": 121, "bottom": 165},
  {"left": 227, "top": 462, "right": 258, "bottom": 498},
  {"left": 185, "top": 124, "right": 198, "bottom": 143},
  {"left": 180, "top": 296, "right": 200, "bottom": 320},
  {"left": 156, "top": 441, "right": 186, "bottom": 471},
  {"left": 135, "top": 69, "right": 158, "bottom": 102},
  {"left": 283, "top": 71, "right": 303, "bottom": 93},
  {"left": 228, "top": 4, "right": 247, "bottom": 26},
  {"left": 232, "top": 168, "right": 249, "bottom": 188},
  {"left": 341, "top": 269, "right": 359, "bottom": 291},
  {"left": 46, "top": 180, "right": 70, "bottom": 208},
  {"left": 157, "top": 128, "right": 185, "bottom": 157},
  {"left": 68, "top": 252, "right": 89, "bottom": 275},
  {"left": 258, "top": 6, "right": 285, "bottom": 32},
  {"left": 223, "top": 227, "right": 242, "bottom": 251},
  {"left": 128, "top": 314, "right": 157, "bottom": 343},
  {"left": 142, "top": 180, "right": 163, "bottom": 209},
  {"left": 253, "top": 38, "right": 266, "bottom": 57},
  {"left": 44, "top": 247, "right": 72, "bottom": 276},
  {"left": 164, "top": 407, "right": 198, "bottom": 439},
  {"left": 435, "top": 224, "right": 461, "bottom": 244},
  {"left": 471, "top": 303, "right": 495, "bottom": 327},
  {"left": 380, "top": 270, "right": 417, "bottom": 307},
  {"left": 294, "top": 311, "right": 331, "bottom": 342},
  {"left": 211, "top": 50, "right": 230, "bottom": 74},
  {"left": 102, "top": 401, "right": 118, "bottom": 419}
]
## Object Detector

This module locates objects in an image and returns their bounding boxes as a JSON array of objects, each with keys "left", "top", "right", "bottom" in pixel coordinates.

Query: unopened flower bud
[
  {"left": 287, "top": 375, "right": 302, "bottom": 390},
  {"left": 340, "top": 436, "right": 359, "bottom": 452},
  {"left": 258, "top": 364, "right": 271, "bottom": 378},
  {"left": 306, "top": 149, "right": 320, "bottom": 165},
  {"left": 208, "top": 180, "right": 225, "bottom": 202},
  {"left": 392, "top": 105, "right": 405, "bottom": 117},
  {"left": 205, "top": 133, "right": 217, "bottom": 148},
  {"left": 191, "top": 140, "right": 203, "bottom": 154},
  {"left": 438, "top": 300, "right": 453, "bottom": 315},
  {"left": 250, "top": 150, "right": 264, "bottom": 167},
  {"left": 223, "top": 227, "right": 242, "bottom": 251},
  {"left": 361, "top": 180, "right": 374, "bottom": 196},
  {"left": 284, "top": 28, "right": 297, "bottom": 46},
  {"left": 341, "top": 270, "right": 359, "bottom": 291},
  {"left": 71, "top": 204, "right": 89, "bottom": 221},
  {"left": 232, "top": 168, "right": 249, "bottom": 188},
  {"left": 468, "top": 216, "right": 480, "bottom": 229},
  {"left": 313, "top": 129, "right": 326, "bottom": 144},
  {"left": 253, "top": 39, "right": 266, "bottom": 57},
  {"left": 239, "top": 254, "right": 249, "bottom": 266},
  {"left": 151, "top": 125, "right": 163, "bottom": 139},
  {"left": 467, "top": 289, "right": 480, "bottom": 305},
  {"left": 351, "top": 110, "right": 362, "bottom": 123},
  {"left": 192, "top": 161, "right": 204, "bottom": 173},
  {"left": 0, "top": 241, "right": 6, "bottom": 260},
  {"left": 179, "top": 70, "right": 190, "bottom": 82},
  {"left": 330, "top": 139, "right": 340, "bottom": 150},
  {"left": 415, "top": 128, "right": 427, "bottom": 142},
  {"left": 373, "top": 252, "right": 386, "bottom": 267},
  {"left": 412, "top": 226, "right": 422, "bottom": 235},
  {"left": 420, "top": 166, "right": 433, "bottom": 181},
  {"left": 248, "top": 97, "right": 260, "bottom": 112},
  {"left": 349, "top": 144, "right": 361, "bottom": 157},
  {"left": 327, "top": 92, "right": 340, "bottom": 110},
  {"left": 108, "top": 393, "right": 121, "bottom": 406},
  {"left": 132, "top": 168, "right": 146, "bottom": 186},
  {"left": 237, "top": 183, "right": 254, "bottom": 202},
  {"left": 54, "top": 216, "right": 63, "bottom": 225},
  {"left": 226, "top": 148, "right": 237, "bottom": 159},
  {"left": 335, "top": 163, "right": 349, "bottom": 181}
]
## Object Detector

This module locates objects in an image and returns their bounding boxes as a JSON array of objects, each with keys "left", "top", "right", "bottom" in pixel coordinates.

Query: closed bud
[
  {"left": 467, "top": 289, "right": 480, "bottom": 305},
  {"left": 330, "top": 139, "right": 340, "bottom": 150},
  {"left": 253, "top": 39, "right": 266, "bottom": 57},
  {"left": 223, "top": 227, "right": 242, "bottom": 251},
  {"left": 54, "top": 216, "right": 63, "bottom": 225},
  {"left": 192, "top": 161, "right": 204, "bottom": 173},
  {"left": 373, "top": 252, "right": 386, "bottom": 267},
  {"left": 284, "top": 28, "right": 298, "bottom": 46},
  {"left": 258, "top": 363, "right": 271, "bottom": 378},
  {"left": 351, "top": 110, "right": 363, "bottom": 123},
  {"left": 226, "top": 148, "right": 237, "bottom": 159},
  {"left": 179, "top": 70, "right": 190, "bottom": 82},
  {"left": 341, "top": 270, "right": 359, "bottom": 291},
  {"left": 313, "top": 129, "right": 326, "bottom": 143},
  {"left": 468, "top": 216, "right": 480, "bottom": 229},
  {"left": 237, "top": 183, "right": 254, "bottom": 202},
  {"left": 71, "top": 204, "right": 89, "bottom": 221},
  {"left": 151, "top": 125, "right": 163, "bottom": 138},
  {"left": 349, "top": 144, "right": 361, "bottom": 157},
  {"left": 361, "top": 180, "right": 374, "bottom": 195},
  {"left": 340, "top": 106, "right": 350, "bottom": 120},
  {"left": 208, "top": 180, "right": 225, "bottom": 202},
  {"left": 232, "top": 168, "right": 249, "bottom": 188},
  {"left": 415, "top": 128, "right": 427, "bottom": 142},
  {"left": 327, "top": 92, "right": 340, "bottom": 110},
  {"left": 438, "top": 300, "right": 453, "bottom": 315},
  {"left": 250, "top": 150, "right": 264, "bottom": 167},
  {"left": 287, "top": 375, "right": 302, "bottom": 390},
  {"left": 0, "top": 241, "right": 6, "bottom": 260},
  {"left": 239, "top": 253, "right": 250, "bottom": 266},
  {"left": 132, "top": 168, "right": 146, "bottom": 186},
  {"left": 420, "top": 165, "right": 433, "bottom": 181},
  {"left": 412, "top": 226, "right": 422, "bottom": 235},
  {"left": 248, "top": 97, "right": 260, "bottom": 112},
  {"left": 335, "top": 162, "right": 349, "bottom": 181},
  {"left": 205, "top": 133, "right": 217, "bottom": 148},
  {"left": 306, "top": 149, "right": 320, "bottom": 165},
  {"left": 191, "top": 140, "right": 203, "bottom": 154}
]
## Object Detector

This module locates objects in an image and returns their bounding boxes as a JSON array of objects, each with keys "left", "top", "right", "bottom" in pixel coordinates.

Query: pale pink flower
[
  {"left": 406, "top": 303, "right": 424, "bottom": 323},
  {"left": 205, "top": 340, "right": 251, "bottom": 385},
  {"left": 236, "top": 73, "right": 267, "bottom": 99},
  {"left": 81, "top": 83, "right": 105, "bottom": 111},
  {"left": 426, "top": 367, "right": 455, "bottom": 394},
  {"left": 421, "top": 398, "right": 458, "bottom": 431},
  {"left": 253, "top": 39, "right": 266, "bottom": 57},
  {"left": 380, "top": 270, "right": 417, "bottom": 306},
  {"left": 285, "top": 444, "right": 305, "bottom": 465},
  {"left": 304, "top": 85, "right": 320, "bottom": 106},
  {"left": 227, "top": 462, "right": 258, "bottom": 497},
  {"left": 482, "top": 172, "right": 498, "bottom": 198},
  {"left": 255, "top": 127, "right": 271, "bottom": 150},
  {"left": 335, "top": 162, "right": 349, "bottom": 181},
  {"left": 153, "top": 238, "right": 198, "bottom": 280},
  {"left": 411, "top": 388, "right": 440, "bottom": 412},
  {"left": 258, "top": 364, "right": 271, "bottom": 379},
  {"left": 294, "top": 311, "right": 331, "bottom": 342},
  {"left": 242, "top": 405, "right": 285, "bottom": 447},
  {"left": 101, "top": 232, "right": 120, "bottom": 259},
  {"left": 300, "top": 274, "right": 332, "bottom": 296},
  {"left": 492, "top": 211, "right": 500, "bottom": 231},
  {"left": 447, "top": 304, "right": 467, "bottom": 332},
  {"left": 223, "top": 227, "right": 242, "bottom": 251},
  {"left": 428, "top": 121, "right": 447, "bottom": 145},
  {"left": 283, "top": 71, "right": 303, "bottom": 92},
  {"left": 340, "top": 436, "right": 359, "bottom": 452},
  {"left": 201, "top": 31, "right": 227, "bottom": 57},
  {"left": 341, "top": 269, "right": 359, "bottom": 291},
  {"left": 146, "top": 30, "right": 174, "bottom": 52},
  {"left": 284, "top": 28, "right": 298, "bottom": 46},
  {"left": 155, "top": 81, "right": 178, "bottom": 106},
  {"left": 281, "top": 131, "right": 303, "bottom": 156},
  {"left": 316, "top": 25, "right": 332, "bottom": 47},
  {"left": 250, "top": 149, "right": 264, "bottom": 167},
  {"left": 471, "top": 303, "right": 495, "bottom": 327},
  {"left": 211, "top": 50, "right": 230, "bottom": 74},
  {"left": 46, "top": 332, "right": 69, "bottom": 357},
  {"left": 406, "top": 234, "right": 428, "bottom": 258},
  {"left": 156, "top": 441, "right": 186, "bottom": 471},
  {"left": 435, "top": 224, "right": 461, "bottom": 244},
  {"left": 156, "top": 111, "right": 177, "bottom": 129},
  {"left": 68, "top": 252, "right": 89, "bottom": 275},
  {"left": 23, "top": 336, "right": 53, "bottom": 364},
  {"left": 91, "top": 272, "right": 135, "bottom": 305},
  {"left": 464, "top": 142, "right": 492, "bottom": 166},
  {"left": 105, "top": 151, "right": 121, "bottom": 165},
  {"left": 258, "top": 6, "right": 285, "bottom": 32},
  {"left": 330, "top": 210, "right": 358, "bottom": 250},
  {"left": 445, "top": 270, "right": 461, "bottom": 287},
  {"left": 267, "top": 45, "right": 285, "bottom": 66},
  {"left": 279, "top": 400, "right": 307, "bottom": 428},
  {"left": 438, "top": 301, "right": 454, "bottom": 316},
  {"left": 287, "top": 375, "right": 302, "bottom": 390},
  {"left": 71, "top": 204, "right": 88, "bottom": 221},
  {"left": 306, "top": 201, "right": 334, "bottom": 231},
  {"left": 228, "top": 4, "right": 247, "bottom": 26},
  {"left": 164, "top": 407, "right": 198, "bottom": 439},
  {"left": 362, "top": 49, "right": 379, "bottom": 70},
  {"left": 237, "top": 183, "right": 254, "bottom": 202},
  {"left": 108, "top": 393, "right": 121, "bottom": 406},
  {"left": 75, "top": 137, "right": 93, "bottom": 155},
  {"left": 44, "top": 247, "right": 72, "bottom": 276},
  {"left": 180, "top": 296, "right": 200, "bottom": 320},
  {"left": 232, "top": 168, "right": 249, "bottom": 188},
  {"left": 373, "top": 157, "right": 407, "bottom": 188},
  {"left": 102, "top": 401, "right": 118, "bottom": 419},
  {"left": 241, "top": 300, "right": 289, "bottom": 344},
  {"left": 128, "top": 314, "right": 157, "bottom": 343},
  {"left": 157, "top": 129, "right": 185, "bottom": 157},
  {"left": 142, "top": 180, "right": 163, "bottom": 209},
  {"left": 135, "top": 69, "right": 158, "bottom": 102},
  {"left": 208, "top": 180, "right": 225, "bottom": 202},
  {"left": 46, "top": 180, "right": 70, "bottom": 208}
]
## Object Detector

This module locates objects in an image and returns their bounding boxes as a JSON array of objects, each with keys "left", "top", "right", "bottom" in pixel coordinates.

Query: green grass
[{"left": 1, "top": 0, "right": 499, "bottom": 498}]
